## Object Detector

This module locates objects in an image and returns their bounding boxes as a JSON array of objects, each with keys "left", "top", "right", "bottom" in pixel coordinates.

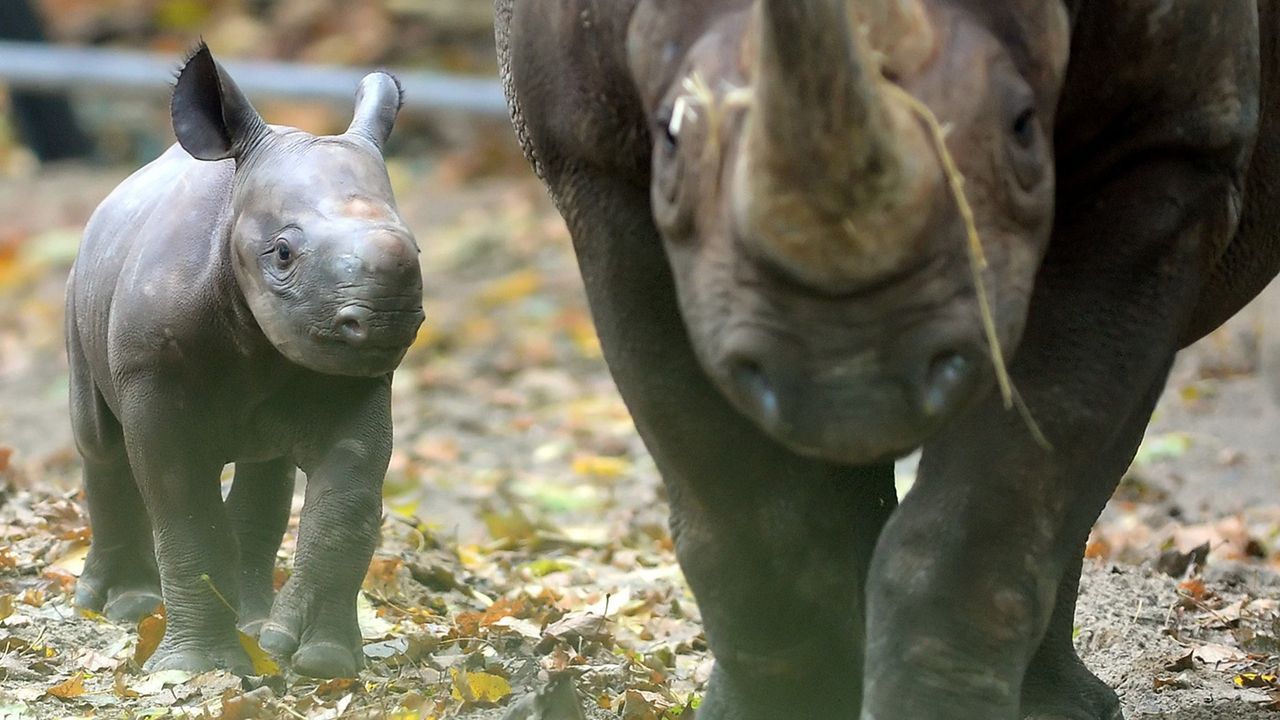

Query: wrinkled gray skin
[
  {"left": 499, "top": 0, "right": 1280, "bottom": 718},
  {"left": 65, "top": 44, "right": 423, "bottom": 679}
]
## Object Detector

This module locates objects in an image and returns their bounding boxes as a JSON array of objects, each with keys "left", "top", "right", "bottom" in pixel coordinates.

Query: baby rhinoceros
[{"left": 65, "top": 43, "right": 424, "bottom": 678}]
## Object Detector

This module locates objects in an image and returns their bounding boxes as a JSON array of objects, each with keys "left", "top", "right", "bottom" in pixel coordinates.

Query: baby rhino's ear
[
  {"left": 171, "top": 42, "right": 267, "bottom": 161},
  {"left": 345, "top": 72, "right": 403, "bottom": 151}
]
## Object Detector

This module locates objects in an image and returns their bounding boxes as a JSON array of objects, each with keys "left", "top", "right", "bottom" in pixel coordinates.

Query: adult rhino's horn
[
  {"left": 738, "top": 0, "right": 935, "bottom": 287},
  {"left": 751, "top": 0, "right": 901, "bottom": 202}
]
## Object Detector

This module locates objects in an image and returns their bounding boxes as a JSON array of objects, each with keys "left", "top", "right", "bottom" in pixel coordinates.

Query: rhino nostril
[
  {"left": 730, "top": 356, "right": 780, "bottom": 429},
  {"left": 921, "top": 351, "right": 973, "bottom": 418},
  {"left": 335, "top": 306, "right": 369, "bottom": 346}
]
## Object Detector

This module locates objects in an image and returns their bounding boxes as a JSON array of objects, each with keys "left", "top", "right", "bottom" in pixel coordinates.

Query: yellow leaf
[
  {"left": 572, "top": 455, "right": 629, "bottom": 479},
  {"left": 46, "top": 673, "right": 86, "bottom": 698},
  {"left": 134, "top": 611, "right": 166, "bottom": 665},
  {"left": 450, "top": 669, "right": 512, "bottom": 704},
  {"left": 479, "top": 269, "right": 541, "bottom": 306},
  {"left": 77, "top": 607, "right": 107, "bottom": 622},
  {"left": 238, "top": 631, "right": 281, "bottom": 676},
  {"left": 1235, "top": 672, "right": 1280, "bottom": 688},
  {"left": 51, "top": 544, "right": 90, "bottom": 576},
  {"left": 0, "top": 594, "right": 13, "bottom": 622}
]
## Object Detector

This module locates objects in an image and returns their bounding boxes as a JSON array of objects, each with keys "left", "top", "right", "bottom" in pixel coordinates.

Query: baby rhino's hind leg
[{"left": 69, "top": 325, "right": 161, "bottom": 623}]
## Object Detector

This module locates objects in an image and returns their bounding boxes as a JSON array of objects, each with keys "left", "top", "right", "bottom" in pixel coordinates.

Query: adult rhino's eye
[
  {"left": 652, "top": 107, "right": 693, "bottom": 239},
  {"left": 1012, "top": 107, "right": 1038, "bottom": 149},
  {"left": 1006, "top": 104, "right": 1046, "bottom": 193},
  {"left": 656, "top": 109, "right": 679, "bottom": 154}
]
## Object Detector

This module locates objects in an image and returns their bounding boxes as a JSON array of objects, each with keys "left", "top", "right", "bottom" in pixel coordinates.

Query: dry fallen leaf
[
  {"left": 1193, "top": 643, "right": 1247, "bottom": 667},
  {"left": 620, "top": 689, "right": 660, "bottom": 720},
  {"left": 451, "top": 669, "right": 513, "bottom": 705},
  {"left": 1236, "top": 672, "right": 1280, "bottom": 689},
  {"left": 113, "top": 670, "right": 140, "bottom": 699},
  {"left": 1177, "top": 577, "right": 1210, "bottom": 603},
  {"left": 134, "top": 610, "right": 166, "bottom": 665},
  {"left": 315, "top": 677, "right": 358, "bottom": 698},
  {"left": 501, "top": 673, "right": 586, "bottom": 720},
  {"left": 238, "top": 632, "right": 281, "bottom": 676},
  {"left": 571, "top": 455, "right": 629, "bottom": 479},
  {"left": 45, "top": 673, "right": 85, "bottom": 699}
]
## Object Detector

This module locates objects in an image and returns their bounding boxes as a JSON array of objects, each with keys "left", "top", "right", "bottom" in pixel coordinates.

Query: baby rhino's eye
[{"left": 274, "top": 238, "right": 293, "bottom": 266}]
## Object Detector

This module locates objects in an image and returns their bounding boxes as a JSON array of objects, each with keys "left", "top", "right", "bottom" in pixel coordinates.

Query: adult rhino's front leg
[
  {"left": 560, "top": 172, "right": 896, "bottom": 718},
  {"left": 259, "top": 380, "right": 390, "bottom": 679},
  {"left": 860, "top": 164, "right": 1235, "bottom": 720}
]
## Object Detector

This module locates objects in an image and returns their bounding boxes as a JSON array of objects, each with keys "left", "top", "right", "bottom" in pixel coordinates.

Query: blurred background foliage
[{"left": 1, "top": 0, "right": 510, "bottom": 170}]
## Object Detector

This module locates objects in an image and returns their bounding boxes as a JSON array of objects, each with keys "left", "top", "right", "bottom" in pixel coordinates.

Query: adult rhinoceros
[{"left": 497, "top": 1, "right": 1279, "bottom": 718}]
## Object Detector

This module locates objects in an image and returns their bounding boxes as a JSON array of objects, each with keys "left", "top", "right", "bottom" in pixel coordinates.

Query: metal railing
[{"left": 0, "top": 40, "right": 508, "bottom": 118}]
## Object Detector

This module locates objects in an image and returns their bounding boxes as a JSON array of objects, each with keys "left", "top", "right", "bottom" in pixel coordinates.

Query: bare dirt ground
[{"left": 3, "top": 155, "right": 1280, "bottom": 719}]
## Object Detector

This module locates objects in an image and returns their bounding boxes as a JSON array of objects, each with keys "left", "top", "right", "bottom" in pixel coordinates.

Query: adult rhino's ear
[
  {"left": 345, "top": 72, "right": 403, "bottom": 151},
  {"left": 171, "top": 41, "right": 267, "bottom": 161}
]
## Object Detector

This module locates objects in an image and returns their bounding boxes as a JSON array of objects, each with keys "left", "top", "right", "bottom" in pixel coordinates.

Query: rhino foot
[
  {"left": 258, "top": 622, "right": 360, "bottom": 679},
  {"left": 1024, "top": 710, "right": 1123, "bottom": 720},
  {"left": 143, "top": 638, "right": 253, "bottom": 676},
  {"left": 257, "top": 592, "right": 362, "bottom": 679},
  {"left": 75, "top": 551, "right": 162, "bottom": 623},
  {"left": 1021, "top": 655, "right": 1122, "bottom": 720},
  {"left": 691, "top": 663, "right": 859, "bottom": 720}
]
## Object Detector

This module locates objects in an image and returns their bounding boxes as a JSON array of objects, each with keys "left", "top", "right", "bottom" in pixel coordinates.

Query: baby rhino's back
[{"left": 69, "top": 144, "right": 238, "bottom": 412}]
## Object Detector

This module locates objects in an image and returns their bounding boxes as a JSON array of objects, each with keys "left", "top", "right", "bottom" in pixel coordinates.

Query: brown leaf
[
  {"left": 1153, "top": 675, "right": 1188, "bottom": 691},
  {"left": 539, "top": 612, "right": 611, "bottom": 652},
  {"left": 134, "top": 609, "right": 166, "bottom": 665},
  {"left": 315, "top": 677, "right": 357, "bottom": 698},
  {"left": 364, "top": 556, "right": 404, "bottom": 590},
  {"left": 113, "top": 671, "right": 139, "bottom": 699},
  {"left": 1164, "top": 651, "right": 1194, "bottom": 672},
  {"left": 620, "top": 689, "right": 660, "bottom": 720},
  {"left": 1193, "top": 643, "right": 1247, "bottom": 667},
  {"left": 46, "top": 673, "right": 86, "bottom": 698},
  {"left": 1177, "top": 577, "right": 1209, "bottom": 603},
  {"left": 42, "top": 567, "right": 78, "bottom": 595},
  {"left": 482, "top": 596, "right": 530, "bottom": 626}
]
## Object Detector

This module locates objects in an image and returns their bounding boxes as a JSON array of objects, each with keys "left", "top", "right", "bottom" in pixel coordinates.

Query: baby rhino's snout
[
  {"left": 334, "top": 229, "right": 424, "bottom": 352},
  {"left": 335, "top": 305, "right": 372, "bottom": 345}
]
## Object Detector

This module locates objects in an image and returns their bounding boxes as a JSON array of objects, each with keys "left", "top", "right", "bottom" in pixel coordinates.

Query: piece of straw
[{"left": 883, "top": 83, "right": 1049, "bottom": 449}]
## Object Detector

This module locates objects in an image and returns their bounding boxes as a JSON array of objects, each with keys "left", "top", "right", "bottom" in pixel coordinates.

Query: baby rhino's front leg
[
  {"left": 121, "top": 394, "right": 253, "bottom": 675},
  {"left": 258, "top": 380, "right": 392, "bottom": 678}
]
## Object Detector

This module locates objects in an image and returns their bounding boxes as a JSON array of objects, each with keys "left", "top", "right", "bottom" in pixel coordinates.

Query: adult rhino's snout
[{"left": 718, "top": 323, "right": 980, "bottom": 463}]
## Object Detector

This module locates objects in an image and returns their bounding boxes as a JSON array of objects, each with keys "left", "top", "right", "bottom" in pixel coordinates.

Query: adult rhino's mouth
[{"left": 698, "top": 280, "right": 989, "bottom": 464}]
